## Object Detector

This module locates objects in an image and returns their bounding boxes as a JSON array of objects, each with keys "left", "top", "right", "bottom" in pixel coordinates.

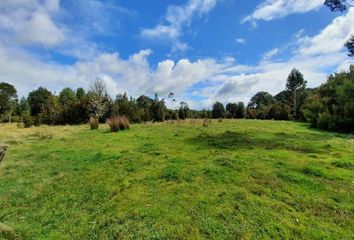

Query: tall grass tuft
[
  {"left": 90, "top": 116, "right": 99, "bottom": 130},
  {"left": 107, "top": 116, "right": 130, "bottom": 132},
  {"left": 35, "top": 129, "right": 53, "bottom": 140},
  {"left": 203, "top": 118, "right": 209, "bottom": 127}
]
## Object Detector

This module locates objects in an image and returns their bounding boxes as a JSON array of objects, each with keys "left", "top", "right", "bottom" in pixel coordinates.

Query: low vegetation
[{"left": 0, "top": 120, "right": 353, "bottom": 239}]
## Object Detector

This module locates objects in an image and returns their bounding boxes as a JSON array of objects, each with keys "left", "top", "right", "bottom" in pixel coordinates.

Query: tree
[
  {"left": 248, "top": 92, "right": 275, "bottom": 110},
  {"left": 301, "top": 65, "right": 354, "bottom": 132},
  {"left": 59, "top": 88, "right": 76, "bottom": 106},
  {"left": 178, "top": 101, "right": 190, "bottom": 119},
  {"left": 324, "top": 0, "right": 353, "bottom": 12},
  {"left": 19, "top": 97, "right": 30, "bottom": 118},
  {"left": 76, "top": 88, "right": 86, "bottom": 100},
  {"left": 226, "top": 103, "right": 238, "bottom": 118},
  {"left": 89, "top": 78, "right": 109, "bottom": 120},
  {"left": 286, "top": 69, "right": 307, "bottom": 119},
  {"left": 235, "top": 102, "right": 246, "bottom": 119},
  {"left": 151, "top": 93, "right": 166, "bottom": 122},
  {"left": 0, "top": 82, "right": 18, "bottom": 120},
  {"left": 28, "top": 87, "right": 53, "bottom": 116},
  {"left": 212, "top": 102, "right": 225, "bottom": 118},
  {"left": 168, "top": 92, "right": 175, "bottom": 109},
  {"left": 345, "top": 36, "right": 354, "bottom": 57}
]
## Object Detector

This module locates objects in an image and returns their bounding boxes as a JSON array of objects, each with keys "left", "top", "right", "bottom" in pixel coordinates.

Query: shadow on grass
[{"left": 187, "top": 130, "right": 335, "bottom": 154}]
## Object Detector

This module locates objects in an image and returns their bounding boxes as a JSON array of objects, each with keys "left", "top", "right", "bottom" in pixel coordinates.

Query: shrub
[
  {"left": 90, "top": 116, "right": 99, "bottom": 130},
  {"left": 22, "top": 114, "right": 34, "bottom": 128}
]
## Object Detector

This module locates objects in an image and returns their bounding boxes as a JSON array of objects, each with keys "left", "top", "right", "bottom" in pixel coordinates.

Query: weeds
[
  {"left": 89, "top": 116, "right": 99, "bottom": 130},
  {"left": 107, "top": 116, "right": 130, "bottom": 132}
]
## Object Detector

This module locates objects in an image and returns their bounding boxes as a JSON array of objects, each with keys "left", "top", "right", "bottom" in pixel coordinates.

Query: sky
[{"left": 0, "top": 0, "right": 354, "bottom": 109}]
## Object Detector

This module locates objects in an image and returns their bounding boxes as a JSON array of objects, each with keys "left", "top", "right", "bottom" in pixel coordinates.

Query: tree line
[{"left": 1, "top": 65, "right": 353, "bottom": 132}]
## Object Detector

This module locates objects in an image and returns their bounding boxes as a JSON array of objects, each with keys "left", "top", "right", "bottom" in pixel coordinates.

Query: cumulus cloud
[
  {"left": 0, "top": 0, "right": 65, "bottom": 47},
  {"left": 242, "top": 0, "right": 323, "bottom": 26}
]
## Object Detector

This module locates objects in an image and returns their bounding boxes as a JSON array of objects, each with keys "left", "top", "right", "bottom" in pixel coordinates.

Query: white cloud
[
  {"left": 236, "top": 38, "right": 246, "bottom": 44},
  {"left": 141, "top": 0, "right": 218, "bottom": 52},
  {"left": 243, "top": 0, "right": 323, "bottom": 25},
  {"left": 298, "top": 8, "right": 354, "bottom": 56},
  {"left": 0, "top": 0, "right": 65, "bottom": 47},
  {"left": 1, "top": 2, "right": 354, "bottom": 110},
  {"left": 263, "top": 48, "right": 279, "bottom": 60}
]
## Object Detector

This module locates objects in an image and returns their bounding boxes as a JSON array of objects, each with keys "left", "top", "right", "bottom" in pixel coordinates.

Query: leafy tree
[
  {"left": 19, "top": 97, "right": 30, "bottom": 117},
  {"left": 137, "top": 95, "right": 154, "bottom": 121},
  {"left": 28, "top": 87, "right": 53, "bottom": 116},
  {"left": 59, "top": 88, "right": 76, "bottom": 106},
  {"left": 301, "top": 65, "right": 354, "bottom": 132},
  {"left": 0, "top": 82, "right": 18, "bottom": 118},
  {"left": 151, "top": 93, "right": 166, "bottom": 122},
  {"left": 286, "top": 69, "right": 307, "bottom": 119},
  {"left": 248, "top": 92, "right": 275, "bottom": 110},
  {"left": 76, "top": 88, "right": 86, "bottom": 100},
  {"left": 212, "top": 102, "right": 225, "bottom": 118},
  {"left": 112, "top": 93, "right": 141, "bottom": 123},
  {"left": 235, "top": 102, "right": 246, "bottom": 119},
  {"left": 178, "top": 101, "right": 190, "bottom": 119},
  {"left": 226, "top": 103, "right": 238, "bottom": 118}
]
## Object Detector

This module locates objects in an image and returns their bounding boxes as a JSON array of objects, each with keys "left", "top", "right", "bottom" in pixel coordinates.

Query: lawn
[{"left": 0, "top": 120, "right": 353, "bottom": 239}]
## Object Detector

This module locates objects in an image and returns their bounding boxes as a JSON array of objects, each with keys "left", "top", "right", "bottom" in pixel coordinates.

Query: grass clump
[
  {"left": 89, "top": 116, "right": 99, "bottom": 130},
  {"left": 35, "top": 129, "right": 53, "bottom": 140},
  {"left": 107, "top": 116, "right": 130, "bottom": 132},
  {"left": 332, "top": 157, "right": 354, "bottom": 169},
  {"left": 203, "top": 118, "right": 209, "bottom": 127}
]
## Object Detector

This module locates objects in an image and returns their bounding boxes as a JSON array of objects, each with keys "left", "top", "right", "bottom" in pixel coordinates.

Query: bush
[
  {"left": 90, "top": 116, "right": 99, "bottom": 130},
  {"left": 22, "top": 114, "right": 34, "bottom": 128}
]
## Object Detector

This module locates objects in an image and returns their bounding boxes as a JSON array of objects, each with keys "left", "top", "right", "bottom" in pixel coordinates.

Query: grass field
[{"left": 0, "top": 120, "right": 353, "bottom": 239}]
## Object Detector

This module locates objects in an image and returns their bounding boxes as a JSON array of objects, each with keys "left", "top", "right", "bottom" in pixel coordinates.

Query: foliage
[
  {"left": 151, "top": 94, "right": 166, "bottom": 122},
  {"left": 302, "top": 65, "right": 354, "bottom": 132},
  {"left": 212, "top": 102, "right": 225, "bottom": 118},
  {"left": 178, "top": 101, "right": 190, "bottom": 120},
  {"left": 286, "top": 69, "right": 307, "bottom": 119},
  {"left": 0, "top": 82, "right": 18, "bottom": 119}
]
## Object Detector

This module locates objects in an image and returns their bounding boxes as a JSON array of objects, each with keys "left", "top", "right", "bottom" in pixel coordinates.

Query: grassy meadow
[{"left": 0, "top": 120, "right": 353, "bottom": 239}]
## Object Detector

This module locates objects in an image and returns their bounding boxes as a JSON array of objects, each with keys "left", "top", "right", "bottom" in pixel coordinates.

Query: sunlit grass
[{"left": 0, "top": 120, "right": 353, "bottom": 239}]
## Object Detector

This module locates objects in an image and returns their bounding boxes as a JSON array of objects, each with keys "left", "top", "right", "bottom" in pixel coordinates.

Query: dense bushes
[{"left": 302, "top": 66, "right": 354, "bottom": 132}]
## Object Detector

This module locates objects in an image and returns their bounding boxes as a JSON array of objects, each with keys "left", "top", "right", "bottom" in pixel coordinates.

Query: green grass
[{"left": 0, "top": 120, "right": 353, "bottom": 239}]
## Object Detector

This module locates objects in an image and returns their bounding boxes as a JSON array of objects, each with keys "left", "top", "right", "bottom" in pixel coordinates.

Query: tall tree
[
  {"left": 247, "top": 92, "right": 275, "bottom": 110},
  {"left": 28, "top": 87, "right": 53, "bottom": 116},
  {"left": 178, "top": 101, "right": 190, "bottom": 119},
  {"left": 212, "top": 102, "right": 225, "bottom": 118},
  {"left": 286, "top": 69, "right": 307, "bottom": 119},
  {"left": 59, "top": 88, "right": 76, "bottom": 106},
  {"left": 0, "top": 82, "right": 17, "bottom": 119},
  {"left": 89, "top": 78, "right": 109, "bottom": 120}
]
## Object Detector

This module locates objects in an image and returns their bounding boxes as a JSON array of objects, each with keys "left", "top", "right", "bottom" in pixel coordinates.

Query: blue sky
[{"left": 0, "top": 0, "right": 353, "bottom": 109}]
